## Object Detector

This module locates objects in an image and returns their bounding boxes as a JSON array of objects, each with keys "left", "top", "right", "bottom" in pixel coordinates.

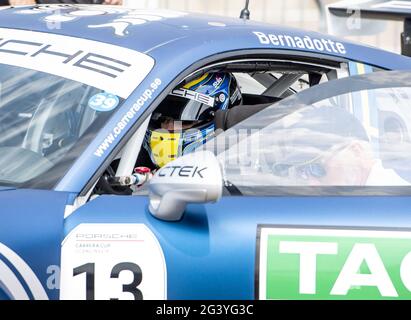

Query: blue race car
[{"left": 1, "top": 4, "right": 411, "bottom": 300}]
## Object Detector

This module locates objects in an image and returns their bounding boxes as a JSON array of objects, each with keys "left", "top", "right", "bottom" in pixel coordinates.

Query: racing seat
[{"left": 214, "top": 102, "right": 273, "bottom": 131}]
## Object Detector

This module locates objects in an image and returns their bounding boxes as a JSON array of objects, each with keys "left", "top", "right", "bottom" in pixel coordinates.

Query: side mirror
[{"left": 148, "top": 151, "right": 223, "bottom": 221}]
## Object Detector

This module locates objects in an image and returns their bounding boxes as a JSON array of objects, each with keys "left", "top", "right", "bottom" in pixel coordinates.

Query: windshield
[{"left": 0, "top": 64, "right": 122, "bottom": 188}]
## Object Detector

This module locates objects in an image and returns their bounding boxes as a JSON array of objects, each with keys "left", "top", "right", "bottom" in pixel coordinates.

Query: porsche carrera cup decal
[
  {"left": 0, "top": 243, "right": 48, "bottom": 300},
  {"left": 0, "top": 28, "right": 154, "bottom": 98},
  {"left": 257, "top": 226, "right": 411, "bottom": 300},
  {"left": 60, "top": 224, "right": 167, "bottom": 300}
]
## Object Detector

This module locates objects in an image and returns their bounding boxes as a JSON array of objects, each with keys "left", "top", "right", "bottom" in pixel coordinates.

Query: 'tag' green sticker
[{"left": 258, "top": 227, "right": 411, "bottom": 300}]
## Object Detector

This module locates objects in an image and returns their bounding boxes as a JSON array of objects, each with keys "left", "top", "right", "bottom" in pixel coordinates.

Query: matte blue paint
[
  {"left": 0, "top": 189, "right": 70, "bottom": 300},
  {"left": 0, "top": 6, "right": 410, "bottom": 70},
  {"left": 0, "top": 187, "right": 14, "bottom": 192}
]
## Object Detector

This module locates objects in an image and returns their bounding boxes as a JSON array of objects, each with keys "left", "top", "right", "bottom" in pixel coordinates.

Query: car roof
[{"left": 1, "top": 4, "right": 411, "bottom": 70}]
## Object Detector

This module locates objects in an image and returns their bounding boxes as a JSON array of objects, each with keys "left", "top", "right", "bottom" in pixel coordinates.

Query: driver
[
  {"left": 96, "top": 72, "right": 242, "bottom": 194},
  {"left": 134, "top": 72, "right": 243, "bottom": 181}
]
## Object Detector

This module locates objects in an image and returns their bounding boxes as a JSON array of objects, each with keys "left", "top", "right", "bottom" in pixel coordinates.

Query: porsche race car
[{"left": 1, "top": 4, "right": 411, "bottom": 300}]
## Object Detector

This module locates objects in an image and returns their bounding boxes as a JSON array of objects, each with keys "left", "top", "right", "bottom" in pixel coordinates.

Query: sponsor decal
[
  {"left": 257, "top": 226, "right": 411, "bottom": 300},
  {"left": 88, "top": 92, "right": 120, "bottom": 112},
  {"left": 60, "top": 224, "right": 167, "bottom": 300},
  {"left": 88, "top": 10, "right": 187, "bottom": 37},
  {"left": 0, "top": 28, "right": 154, "bottom": 98},
  {"left": 158, "top": 166, "right": 208, "bottom": 178},
  {"left": 253, "top": 31, "right": 347, "bottom": 55},
  {"left": 93, "top": 78, "right": 162, "bottom": 158},
  {"left": 16, "top": 5, "right": 187, "bottom": 37},
  {"left": 0, "top": 243, "right": 48, "bottom": 300},
  {"left": 213, "top": 76, "right": 223, "bottom": 89}
]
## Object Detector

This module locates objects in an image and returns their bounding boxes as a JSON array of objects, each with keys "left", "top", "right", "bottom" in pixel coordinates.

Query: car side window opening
[
  {"left": 92, "top": 57, "right": 348, "bottom": 197},
  {"left": 197, "top": 86, "right": 411, "bottom": 196}
]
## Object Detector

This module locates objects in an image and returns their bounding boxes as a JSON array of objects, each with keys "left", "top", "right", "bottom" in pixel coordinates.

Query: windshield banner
[{"left": 0, "top": 28, "right": 154, "bottom": 98}]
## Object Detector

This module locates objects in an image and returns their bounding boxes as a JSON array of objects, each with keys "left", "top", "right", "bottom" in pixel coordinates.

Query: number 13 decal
[
  {"left": 73, "top": 262, "right": 143, "bottom": 300},
  {"left": 60, "top": 224, "right": 167, "bottom": 300}
]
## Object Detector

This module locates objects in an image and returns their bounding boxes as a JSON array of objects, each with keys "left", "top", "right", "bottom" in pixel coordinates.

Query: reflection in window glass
[
  {"left": 0, "top": 64, "right": 122, "bottom": 188},
  {"left": 200, "top": 87, "right": 411, "bottom": 195}
]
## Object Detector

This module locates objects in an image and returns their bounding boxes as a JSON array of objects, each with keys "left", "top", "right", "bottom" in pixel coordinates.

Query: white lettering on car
[
  {"left": 94, "top": 78, "right": 162, "bottom": 158},
  {"left": 253, "top": 31, "right": 347, "bottom": 55},
  {"left": 0, "top": 28, "right": 154, "bottom": 98}
]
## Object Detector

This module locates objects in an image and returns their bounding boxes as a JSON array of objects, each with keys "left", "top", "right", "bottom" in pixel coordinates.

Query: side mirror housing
[{"left": 148, "top": 151, "right": 223, "bottom": 221}]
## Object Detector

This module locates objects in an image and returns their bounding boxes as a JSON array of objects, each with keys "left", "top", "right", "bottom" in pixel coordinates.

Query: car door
[{"left": 61, "top": 70, "right": 411, "bottom": 300}]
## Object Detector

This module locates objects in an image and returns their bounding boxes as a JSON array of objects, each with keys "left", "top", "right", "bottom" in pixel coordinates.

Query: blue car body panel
[
  {"left": 0, "top": 6, "right": 410, "bottom": 70},
  {"left": 0, "top": 189, "right": 70, "bottom": 300}
]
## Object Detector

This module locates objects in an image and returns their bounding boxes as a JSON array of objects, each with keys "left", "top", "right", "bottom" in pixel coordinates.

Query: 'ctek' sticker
[
  {"left": 60, "top": 224, "right": 167, "bottom": 300},
  {"left": 88, "top": 92, "right": 120, "bottom": 112},
  {"left": 257, "top": 226, "right": 411, "bottom": 300}
]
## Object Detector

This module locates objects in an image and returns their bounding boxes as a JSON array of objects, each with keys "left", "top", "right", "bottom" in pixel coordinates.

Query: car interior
[
  {"left": 88, "top": 56, "right": 347, "bottom": 199},
  {"left": 191, "top": 58, "right": 341, "bottom": 131}
]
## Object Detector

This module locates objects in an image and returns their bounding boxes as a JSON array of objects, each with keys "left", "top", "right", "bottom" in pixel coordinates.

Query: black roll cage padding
[
  {"left": 241, "top": 93, "right": 281, "bottom": 105},
  {"left": 309, "top": 73, "right": 323, "bottom": 87}
]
